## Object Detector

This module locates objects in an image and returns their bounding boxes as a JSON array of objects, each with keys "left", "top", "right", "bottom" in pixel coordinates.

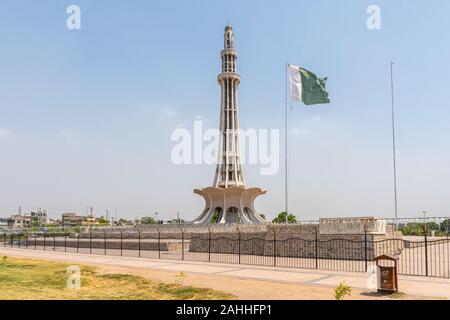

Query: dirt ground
[{"left": 94, "top": 263, "right": 437, "bottom": 300}]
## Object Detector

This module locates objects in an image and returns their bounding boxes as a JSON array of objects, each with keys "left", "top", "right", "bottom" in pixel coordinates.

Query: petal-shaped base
[{"left": 192, "top": 186, "right": 266, "bottom": 224}]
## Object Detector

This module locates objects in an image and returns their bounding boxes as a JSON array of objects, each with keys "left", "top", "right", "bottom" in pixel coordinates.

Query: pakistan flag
[{"left": 288, "top": 64, "right": 330, "bottom": 105}]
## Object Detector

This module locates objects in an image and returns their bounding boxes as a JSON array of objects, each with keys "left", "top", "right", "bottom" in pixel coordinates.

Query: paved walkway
[{"left": 1, "top": 247, "right": 449, "bottom": 299}]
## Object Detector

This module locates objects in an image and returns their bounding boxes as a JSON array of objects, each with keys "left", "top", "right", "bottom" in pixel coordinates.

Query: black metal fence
[{"left": 1, "top": 231, "right": 449, "bottom": 279}]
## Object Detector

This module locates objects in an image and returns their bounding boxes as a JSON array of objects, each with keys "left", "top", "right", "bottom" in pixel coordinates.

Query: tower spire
[{"left": 224, "top": 24, "right": 234, "bottom": 49}]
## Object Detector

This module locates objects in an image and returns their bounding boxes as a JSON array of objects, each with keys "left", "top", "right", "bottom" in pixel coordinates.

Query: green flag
[{"left": 288, "top": 64, "right": 330, "bottom": 105}]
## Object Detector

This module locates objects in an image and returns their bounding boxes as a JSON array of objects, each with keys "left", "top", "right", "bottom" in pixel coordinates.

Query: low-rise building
[
  {"left": 7, "top": 215, "right": 31, "bottom": 229},
  {"left": 62, "top": 213, "right": 100, "bottom": 227},
  {"left": 30, "top": 210, "right": 48, "bottom": 226},
  {"left": 47, "top": 219, "right": 59, "bottom": 226},
  {"left": 62, "top": 213, "right": 84, "bottom": 227},
  {"left": 82, "top": 216, "right": 99, "bottom": 226}
]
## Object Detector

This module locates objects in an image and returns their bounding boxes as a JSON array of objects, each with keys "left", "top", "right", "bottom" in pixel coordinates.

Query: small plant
[
  {"left": 175, "top": 272, "right": 186, "bottom": 286},
  {"left": 387, "top": 291, "right": 405, "bottom": 299},
  {"left": 334, "top": 282, "right": 352, "bottom": 300},
  {"left": 2, "top": 256, "right": 7, "bottom": 260}
]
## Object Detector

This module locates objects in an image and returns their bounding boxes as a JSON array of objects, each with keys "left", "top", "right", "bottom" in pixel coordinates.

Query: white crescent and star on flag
[{"left": 288, "top": 64, "right": 302, "bottom": 102}]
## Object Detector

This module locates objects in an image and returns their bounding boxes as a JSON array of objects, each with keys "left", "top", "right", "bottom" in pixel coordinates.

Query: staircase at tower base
[{"left": 192, "top": 186, "right": 266, "bottom": 225}]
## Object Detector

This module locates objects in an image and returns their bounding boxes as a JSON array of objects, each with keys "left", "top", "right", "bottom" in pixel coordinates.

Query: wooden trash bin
[{"left": 374, "top": 254, "right": 398, "bottom": 293}]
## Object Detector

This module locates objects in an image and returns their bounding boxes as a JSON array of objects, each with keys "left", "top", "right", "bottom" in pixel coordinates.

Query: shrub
[{"left": 334, "top": 282, "right": 352, "bottom": 300}]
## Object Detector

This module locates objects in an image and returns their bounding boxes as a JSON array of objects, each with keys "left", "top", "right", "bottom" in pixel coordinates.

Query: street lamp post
[{"left": 422, "top": 211, "right": 427, "bottom": 219}]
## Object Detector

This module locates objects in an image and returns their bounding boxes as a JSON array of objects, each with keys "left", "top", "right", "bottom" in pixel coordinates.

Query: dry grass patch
[{"left": 0, "top": 256, "right": 235, "bottom": 300}]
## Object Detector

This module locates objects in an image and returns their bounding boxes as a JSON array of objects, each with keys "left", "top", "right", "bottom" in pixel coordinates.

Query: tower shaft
[{"left": 213, "top": 26, "right": 245, "bottom": 188}]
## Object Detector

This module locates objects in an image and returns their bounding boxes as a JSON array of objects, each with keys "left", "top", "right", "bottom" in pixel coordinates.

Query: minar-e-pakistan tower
[{"left": 193, "top": 25, "right": 266, "bottom": 224}]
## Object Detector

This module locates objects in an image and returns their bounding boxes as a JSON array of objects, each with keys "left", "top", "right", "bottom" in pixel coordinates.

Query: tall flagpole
[
  {"left": 285, "top": 62, "right": 289, "bottom": 224},
  {"left": 390, "top": 61, "right": 399, "bottom": 227}
]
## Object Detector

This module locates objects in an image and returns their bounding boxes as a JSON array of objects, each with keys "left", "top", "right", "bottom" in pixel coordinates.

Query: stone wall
[
  {"left": 188, "top": 219, "right": 404, "bottom": 260},
  {"left": 55, "top": 218, "right": 403, "bottom": 260},
  {"left": 319, "top": 217, "right": 386, "bottom": 235},
  {"left": 26, "top": 238, "right": 186, "bottom": 251}
]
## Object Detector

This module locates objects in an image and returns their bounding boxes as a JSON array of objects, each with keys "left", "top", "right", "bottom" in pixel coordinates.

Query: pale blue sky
[{"left": 0, "top": 0, "right": 449, "bottom": 221}]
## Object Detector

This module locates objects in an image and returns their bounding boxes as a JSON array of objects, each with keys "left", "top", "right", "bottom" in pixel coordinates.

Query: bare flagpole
[
  {"left": 285, "top": 62, "right": 289, "bottom": 224},
  {"left": 390, "top": 61, "right": 399, "bottom": 227}
]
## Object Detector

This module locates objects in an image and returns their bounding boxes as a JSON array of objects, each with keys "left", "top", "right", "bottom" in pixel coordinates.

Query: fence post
[
  {"left": 25, "top": 234, "right": 28, "bottom": 249},
  {"left": 18, "top": 234, "right": 21, "bottom": 248},
  {"left": 138, "top": 231, "right": 141, "bottom": 258},
  {"left": 104, "top": 230, "right": 107, "bottom": 255},
  {"left": 181, "top": 228, "right": 185, "bottom": 261},
  {"left": 34, "top": 234, "right": 37, "bottom": 250},
  {"left": 89, "top": 230, "right": 92, "bottom": 254},
  {"left": 120, "top": 230, "right": 123, "bottom": 256},
  {"left": 364, "top": 228, "right": 368, "bottom": 272},
  {"left": 53, "top": 235, "right": 56, "bottom": 251},
  {"left": 76, "top": 233, "right": 80, "bottom": 253},
  {"left": 238, "top": 227, "right": 241, "bottom": 265},
  {"left": 315, "top": 227, "right": 319, "bottom": 269},
  {"left": 157, "top": 228, "right": 161, "bottom": 259},
  {"left": 43, "top": 234, "right": 46, "bottom": 251},
  {"left": 273, "top": 229, "right": 277, "bottom": 267},
  {"left": 425, "top": 233, "right": 429, "bottom": 277},
  {"left": 64, "top": 235, "right": 67, "bottom": 252},
  {"left": 208, "top": 228, "right": 211, "bottom": 262}
]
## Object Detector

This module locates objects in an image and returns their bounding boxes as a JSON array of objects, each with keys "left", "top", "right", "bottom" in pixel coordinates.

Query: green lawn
[{"left": 0, "top": 256, "right": 235, "bottom": 300}]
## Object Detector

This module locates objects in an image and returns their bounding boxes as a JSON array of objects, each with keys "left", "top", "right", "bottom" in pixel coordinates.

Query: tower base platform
[{"left": 192, "top": 186, "right": 266, "bottom": 225}]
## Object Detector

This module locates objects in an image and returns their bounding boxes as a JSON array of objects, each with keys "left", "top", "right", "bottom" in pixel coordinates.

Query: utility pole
[
  {"left": 390, "top": 62, "right": 399, "bottom": 228},
  {"left": 285, "top": 62, "right": 289, "bottom": 224}
]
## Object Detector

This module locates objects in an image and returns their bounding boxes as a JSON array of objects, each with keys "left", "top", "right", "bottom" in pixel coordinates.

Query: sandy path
[{"left": 94, "top": 264, "right": 433, "bottom": 300}]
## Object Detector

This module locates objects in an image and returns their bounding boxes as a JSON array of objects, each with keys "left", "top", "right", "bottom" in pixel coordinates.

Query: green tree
[
  {"left": 140, "top": 216, "right": 157, "bottom": 225},
  {"left": 96, "top": 216, "right": 109, "bottom": 225},
  {"left": 31, "top": 221, "right": 41, "bottom": 228},
  {"left": 272, "top": 212, "right": 297, "bottom": 224},
  {"left": 400, "top": 223, "right": 425, "bottom": 236},
  {"left": 441, "top": 219, "right": 450, "bottom": 233},
  {"left": 211, "top": 211, "right": 219, "bottom": 224},
  {"left": 117, "top": 218, "right": 133, "bottom": 225},
  {"left": 399, "top": 222, "right": 442, "bottom": 236}
]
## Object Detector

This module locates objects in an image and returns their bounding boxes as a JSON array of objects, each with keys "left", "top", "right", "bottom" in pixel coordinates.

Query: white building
[{"left": 7, "top": 215, "right": 31, "bottom": 229}]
